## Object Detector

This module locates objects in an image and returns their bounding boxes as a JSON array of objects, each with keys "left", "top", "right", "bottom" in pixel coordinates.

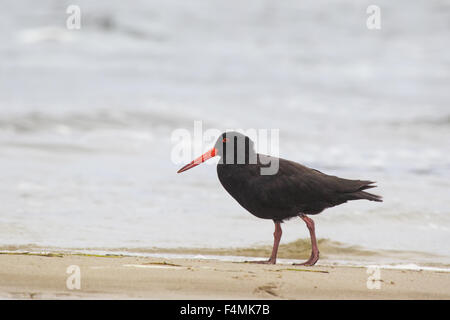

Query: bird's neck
[{"left": 218, "top": 150, "right": 258, "bottom": 165}]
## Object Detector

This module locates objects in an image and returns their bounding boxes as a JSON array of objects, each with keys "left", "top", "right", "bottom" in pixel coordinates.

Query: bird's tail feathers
[
  {"left": 357, "top": 181, "right": 377, "bottom": 191},
  {"left": 351, "top": 190, "right": 383, "bottom": 202}
]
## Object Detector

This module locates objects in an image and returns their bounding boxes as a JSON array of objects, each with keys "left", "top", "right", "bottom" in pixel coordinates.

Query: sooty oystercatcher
[{"left": 177, "top": 131, "right": 382, "bottom": 266}]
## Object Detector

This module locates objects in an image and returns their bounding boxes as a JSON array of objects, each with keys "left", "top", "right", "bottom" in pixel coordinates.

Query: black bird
[{"left": 177, "top": 132, "right": 382, "bottom": 266}]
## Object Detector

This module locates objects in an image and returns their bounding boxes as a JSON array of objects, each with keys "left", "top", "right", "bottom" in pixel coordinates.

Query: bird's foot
[
  {"left": 293, "top": 253, "right": 319, "bottom": 266},
  {"left": 245, "top": 259, "right": 276, "bottom": 265},
  {"left": 293, "top": 260, "right": 316, "bottom": 267}
]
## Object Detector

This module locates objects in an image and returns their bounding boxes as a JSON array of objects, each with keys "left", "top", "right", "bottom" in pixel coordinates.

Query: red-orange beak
[{"left": 177, "top": 148, "right": 218, "bottom": 173}]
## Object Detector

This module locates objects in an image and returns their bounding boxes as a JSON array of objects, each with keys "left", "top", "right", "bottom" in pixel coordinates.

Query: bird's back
[{"left": 217, "top": 154, "right": 382, "bottom": 221}]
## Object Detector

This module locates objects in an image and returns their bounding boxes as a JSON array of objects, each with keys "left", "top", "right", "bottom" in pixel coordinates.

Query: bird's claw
[
  {"left": 245, "top": 259, "right": 276, "bottom": 265},
  {"left": 293, "top": 261, "right": 315, "bottom": 266},
  {"left": 293, "top": 254, "right": 319, "bottom": 266}
]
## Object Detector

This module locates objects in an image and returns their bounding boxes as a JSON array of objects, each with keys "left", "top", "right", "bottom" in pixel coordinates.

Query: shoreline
[
  {"left": 1, "top": 250, "right": 450, "bottom": 273},
  {"left": 0, "top": 253, "right": 449, "bottom": 299},
  {"left": 1, "top": 237, "right": 449, "bottom": 271}
]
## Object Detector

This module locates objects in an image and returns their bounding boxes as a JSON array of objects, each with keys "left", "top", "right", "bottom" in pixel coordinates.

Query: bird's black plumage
[
  {"left": 218, "top": 154, "right": 381, "bottom": 221},
  {"left": 215, "top": 132, "right": 381, "bottom": 221}
]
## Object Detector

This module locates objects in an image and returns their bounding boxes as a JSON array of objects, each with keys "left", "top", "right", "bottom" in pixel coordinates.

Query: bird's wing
[{"left": 251, "top": 156, "right": 376, "bottom": 213}]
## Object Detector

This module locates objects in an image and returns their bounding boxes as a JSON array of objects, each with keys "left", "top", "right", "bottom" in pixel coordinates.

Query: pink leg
[
  {"left": 294, "top": 214, "right": 319, "bottom": 266},
  {"left": 248, "top": 221, "right": 282, "bottom": 264}
]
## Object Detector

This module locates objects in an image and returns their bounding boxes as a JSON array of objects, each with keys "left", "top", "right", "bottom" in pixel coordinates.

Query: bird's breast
[{"left": 216, "top": 163, "right": 280, "bottom": 219}]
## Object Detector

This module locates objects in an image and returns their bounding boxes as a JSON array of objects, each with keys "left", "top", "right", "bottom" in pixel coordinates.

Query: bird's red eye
[{"left": 222, "top": 138, "right": 229, "bottom": 143}]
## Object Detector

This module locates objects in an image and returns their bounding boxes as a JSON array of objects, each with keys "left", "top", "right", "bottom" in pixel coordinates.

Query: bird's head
[{"left": 177, "top": 131, "right": 256, "bottom": 173}]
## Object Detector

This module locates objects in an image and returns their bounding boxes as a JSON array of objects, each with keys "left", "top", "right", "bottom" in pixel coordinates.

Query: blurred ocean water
[{"left": 0, "top": 1, "right": 449, "bottom": 264}]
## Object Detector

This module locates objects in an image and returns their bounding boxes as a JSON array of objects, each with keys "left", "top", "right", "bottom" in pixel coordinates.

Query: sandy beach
[{"left": 0, "top": 253, "right": 449, "bottom": 300}]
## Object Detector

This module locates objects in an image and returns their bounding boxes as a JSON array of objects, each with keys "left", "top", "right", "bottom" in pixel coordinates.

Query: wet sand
[{"left": 0, "top": 253, "right": 449, "bottom": 299}]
